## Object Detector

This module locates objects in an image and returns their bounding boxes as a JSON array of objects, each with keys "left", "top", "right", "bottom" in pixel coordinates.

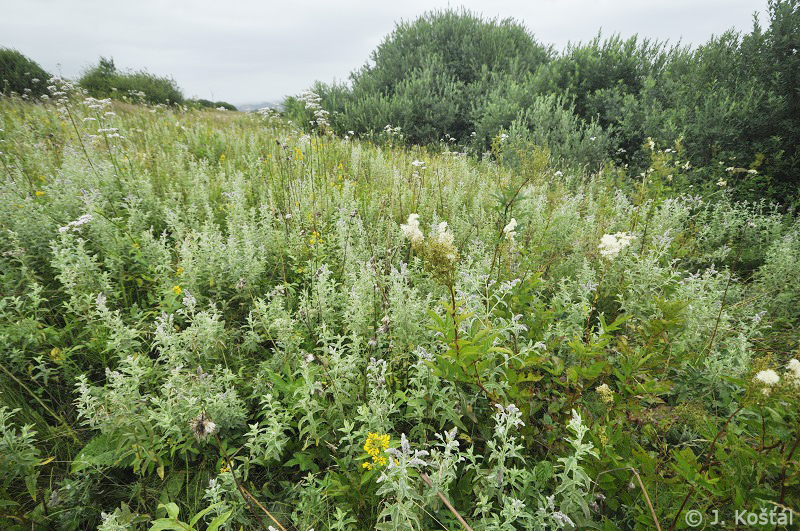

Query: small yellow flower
[
  {"left": 35, "top": 190, "right": 44, "bottom": 197},
  {"left": 219, "top": 154, "right": 226, "bottom": 162},
  {"left": 176, "top": 266, "right": 184, "bottom": 275},
  {"left": 362, "top": 433, "right": 391, "bottom": 471},
  {"left": 172, "top": 285, "right": 183, "bottom": 295}
]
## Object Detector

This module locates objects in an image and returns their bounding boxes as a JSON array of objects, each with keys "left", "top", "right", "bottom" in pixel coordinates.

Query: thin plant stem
[
  {"left": 420, "top": 472, "right": 474, "bottom": 531},
  {"left": 630, "top": 468, "right": 662, "bottom": 531},
  {"left": 0, "top": 362, "right": 80, "bottom": 443},
  {"left": 214, "top": 432, "right": 286, "bottom": 531}
]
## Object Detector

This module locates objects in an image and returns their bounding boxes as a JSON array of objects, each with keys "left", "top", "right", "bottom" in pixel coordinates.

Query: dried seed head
[{"left": 190, "top": 411, "right": 217, "bottom": 440}]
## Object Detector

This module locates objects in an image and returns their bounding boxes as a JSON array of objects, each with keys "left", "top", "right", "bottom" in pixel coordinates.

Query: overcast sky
[{"left": 2, "top": 0, "right": 768, "bottom": 106}]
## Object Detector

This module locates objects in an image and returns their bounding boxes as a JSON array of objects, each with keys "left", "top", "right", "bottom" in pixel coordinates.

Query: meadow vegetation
[
  {"left": 1, "top": 2, "right": 800, "bottom": 529},
  {"left": 285, "top": 0, "right": 800, "bottom": 206}
]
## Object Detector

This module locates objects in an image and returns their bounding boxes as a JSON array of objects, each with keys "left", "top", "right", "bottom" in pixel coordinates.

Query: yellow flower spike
[
  {"left": 219, "top": 154, "right": 226, "bottom": 162},
  {"left": 363, "top": 432, "right": 391, "bottom": 469}
]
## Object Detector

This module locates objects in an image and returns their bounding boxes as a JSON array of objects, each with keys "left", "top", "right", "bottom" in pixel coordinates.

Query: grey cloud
[{"left": 1, "top": 0, "right": 768, "bottom": 104}]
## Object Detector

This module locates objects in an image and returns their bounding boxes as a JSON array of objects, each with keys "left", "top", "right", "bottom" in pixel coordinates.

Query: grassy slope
[{"left": 1, "top": 93, "right": 799, "bottom": 529}]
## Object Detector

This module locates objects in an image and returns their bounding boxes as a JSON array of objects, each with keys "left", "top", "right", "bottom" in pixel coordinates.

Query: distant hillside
[{"left": 237, "top": 100, "right": 283, "bottom": 112}]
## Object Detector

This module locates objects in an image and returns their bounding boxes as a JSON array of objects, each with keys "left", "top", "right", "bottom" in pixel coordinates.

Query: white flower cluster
[
  {"left": 400, "top": 213, "right": 424, "bottom": 246},
  {"left": 83, "top": 97, "right": 111, "bottom": 111},
  {"left": 503, "top": 218, "right": 518, "bottom": 241},
  {"left": 596, "top": 383, "right": 614, "bottom": 405},
  {"left": 384, "top": 124, "right": 401, "bottom": 135},
  {"left": 754, "top": 369, "right": 780, "bottom": 386},
  {"left": 189, "top": 411, "right": 217, "bottom": 441},
  {"left": 787, "top": 359, "right": 800, "bottom": 385},
  {"left": 598, "top": 232, "right": 635, "bottom": 260},
  {"left": 58, "top": 214, "right": 93, "bottom": 233},
  {"left": 754, "top": 369, "right": 780, "bottom": 395},
  {"left": 750, "top": 356, "right": 800, "bottom": 397},
  {"left": 434, "top": 221, "right": 454, "bottom": 247},
  {"left": 299, "top": 90, "right": 329, "bottom": 128}
]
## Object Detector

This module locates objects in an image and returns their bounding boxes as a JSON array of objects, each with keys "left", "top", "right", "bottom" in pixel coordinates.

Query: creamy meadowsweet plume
[
  {"left": 786, "top": 359, "right": 800, "bottom": 385},
  {"left": 596, "top": 383, "right": 614, "bottom": 405},
  {"left": 754, "top": 369, "right": 780, "bottom": 395},
  {"left": 503, "top": 218, "right": 518, "bottom": 241},
  {"left": 434, "top": 221, "right": 454, "bottom": 246},
  {"left": 400, "top": 213, "right": 424, "bottom": 246},
  {"left": 754, "top": 369, "right": 780, "bottom": 386},
  {"left": 598, "top": 232, "right": 635, "bottom": 260}
]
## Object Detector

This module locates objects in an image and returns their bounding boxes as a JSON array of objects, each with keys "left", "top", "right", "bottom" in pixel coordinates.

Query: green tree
[
  {"left": 79, "top": 57, "right": 184, "bottom": 105},
  {"left": 0, "top": 48, "right": 51, "bottom": 98}
]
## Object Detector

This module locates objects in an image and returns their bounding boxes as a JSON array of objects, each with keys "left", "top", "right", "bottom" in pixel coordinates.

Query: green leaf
[
  {"left": 159, "top": 502, "right": 181, "bottom": 520},
  {"left": 149, "top": 519, "right": 192, "bottom": 531},
  {"left": 189, "top": 502, "right": 225, "bottom": 527},
  {"left": 72, "top": 433, "right": 123, "bottom": 473},
  {"left": 207, "top": 509, "right": 233, "bottom": 531}
]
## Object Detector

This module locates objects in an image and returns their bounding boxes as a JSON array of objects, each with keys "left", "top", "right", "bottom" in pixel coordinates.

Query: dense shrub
[
  {"left": 187, "top": 99, "right": 237, "bottom": 111},
  {"left": 0, "top": 48, "right": 51, "bottom": 98},
  {"left": 297, "top": 0, "right": 800, "bottom": 204},
  {"left": 286, "top": 9, "right": 553, "bottom": 145},
  {"left": 79, "top": 56, "right": 184, "bottom": 105}
]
